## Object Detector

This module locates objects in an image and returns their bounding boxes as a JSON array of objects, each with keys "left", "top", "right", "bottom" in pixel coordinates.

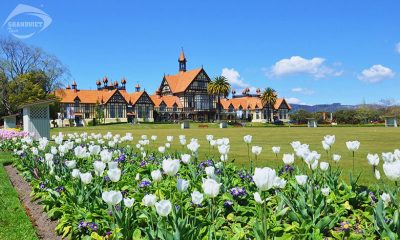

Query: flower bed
[{"left": 2, "top": 132, "right": 400, "bottom": 239}]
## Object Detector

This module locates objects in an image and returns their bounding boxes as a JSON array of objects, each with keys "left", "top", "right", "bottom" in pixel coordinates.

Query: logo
[{"left": 2, "top": 4, "right": 52, "bottom": 39}]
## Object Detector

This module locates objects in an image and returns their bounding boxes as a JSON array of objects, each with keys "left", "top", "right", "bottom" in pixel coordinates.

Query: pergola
[{"left": 20, "top": 100, "right": 54, "bottom": 140}]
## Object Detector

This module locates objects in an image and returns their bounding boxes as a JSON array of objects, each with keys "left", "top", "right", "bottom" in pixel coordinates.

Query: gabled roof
[
  {"left": 129, "top": 91, "right": 152, "bottom": 105},
  {"left": 150, "top": 95, "right": 183, "bottom": 108},
  {"left": 274, "top": 98, "right": 292, "bottom": 110},
  {"left": 220, "top": 96, "right": 291, "bottom": 110},
  {"left": 163, "top": 68, "right": 203, "bottom": 93},
  {"left": 54, "top": 89, "right": 117, "bottom": 104}
]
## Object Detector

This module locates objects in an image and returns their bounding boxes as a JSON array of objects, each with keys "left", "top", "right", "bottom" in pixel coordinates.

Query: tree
[
  {"left": 6, "top": 72, "right": 56, "bottom": 113},
  {"left": 207, "top": 76, "right": 230, "bottom": 122},
  {"left": 289, "top": 110, "right": 313, "bottom": 124},
  {"left": 260, "top": 87, "right": 277, "bottom": 122},
  {"left": 0, "top": 37, "right": 69, "bottom": 115}
]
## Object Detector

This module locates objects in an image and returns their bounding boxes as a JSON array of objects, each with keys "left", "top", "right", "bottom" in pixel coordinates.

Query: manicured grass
[
  {"left": 52, "top": 123, "right": 400, "bottom": 184},
  {"left": 0, "top": 152, "right": 38, "bottom": 240}
]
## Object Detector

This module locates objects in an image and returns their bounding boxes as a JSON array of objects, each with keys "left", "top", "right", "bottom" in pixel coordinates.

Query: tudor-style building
[
  {"left": 54, "top": 79, "right": 154, "bottom": 126},
  {"left": 151, "top": 50, "right": 216, "bottom": 122},
  {"left": 219, "top": 89, "right": 292, "bottom": 123}
]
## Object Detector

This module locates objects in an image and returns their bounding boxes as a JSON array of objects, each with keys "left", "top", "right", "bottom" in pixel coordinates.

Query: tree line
[{"left": 290, "top": 106, "right": 400, "bottom": 125}]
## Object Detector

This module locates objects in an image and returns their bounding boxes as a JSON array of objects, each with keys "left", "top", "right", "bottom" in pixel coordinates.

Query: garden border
[{"left": 5, "top": 164, "right": 61, "bottom": 240}]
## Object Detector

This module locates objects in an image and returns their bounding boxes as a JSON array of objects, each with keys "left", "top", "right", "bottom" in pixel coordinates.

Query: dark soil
[{"left": 5, "top": 165, "right": 61, "bottom": 240}]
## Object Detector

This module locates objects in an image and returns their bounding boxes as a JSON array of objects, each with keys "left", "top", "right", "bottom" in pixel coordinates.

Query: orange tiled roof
[
  {"left": 150, "top": 94, "right": 183, "bottom": 108},
  {"left": 54, "top": 89, "right": 118, "bottom": 104},
  {"left": 274, "top": 98, "right": 292, "bottom": 110},
  {"left": 220, "top": 96, "right": 291, "bottom": 110},
  {"left": 164, "top": 68, "right": 202, "bottom": 93},
  {"left": 54, "top": 88, "right": 153, "bottom": 106}
]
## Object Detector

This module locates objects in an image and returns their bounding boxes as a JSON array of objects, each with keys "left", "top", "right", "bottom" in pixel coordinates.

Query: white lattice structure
[{"left": 21, "top": 100, "right": 53, "bottom": 140}]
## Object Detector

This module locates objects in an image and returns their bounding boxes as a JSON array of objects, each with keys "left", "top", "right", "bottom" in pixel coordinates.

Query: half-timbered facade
[
  {"left": 54, "top": 79, "right": 154, "bottom": 126},
  {"left": 219, "top": 91, "right": 292, "bottom": 123},
  {"left": 152, "top": 50, "right": 216, "bottom": 121}
]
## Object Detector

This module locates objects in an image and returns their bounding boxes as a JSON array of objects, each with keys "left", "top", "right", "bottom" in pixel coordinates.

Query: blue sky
[{"left": 1, "top": 0, "right": 399, "bottom": 105}]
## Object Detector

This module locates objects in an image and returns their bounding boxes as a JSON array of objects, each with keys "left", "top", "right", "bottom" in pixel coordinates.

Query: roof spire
[{"left": 178, "top": 48, "right": 187, "bottom": 72}]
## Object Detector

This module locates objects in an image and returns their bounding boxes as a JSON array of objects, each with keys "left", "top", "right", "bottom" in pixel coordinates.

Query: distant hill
[{"left": 290, "top": 103, "right": 357, "bottom": 113}]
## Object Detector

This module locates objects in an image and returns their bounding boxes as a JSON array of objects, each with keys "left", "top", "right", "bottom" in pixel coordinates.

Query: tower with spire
[{"left": 178, "top": 48, "right": 186, "bottom": 72}]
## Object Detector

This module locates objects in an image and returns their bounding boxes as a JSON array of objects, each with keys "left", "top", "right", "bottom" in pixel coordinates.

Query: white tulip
[
  {"left": 323, "top": 135, "right": 335, "bottom": 146},
  {"left": 253, "top": 167, "right": 277, "bottom": 191},
  {"left": 321, "top": 187, "right": 330, "bottom": 196},
  {"left": 181, "top": 154, "right": 191, "bottom": 164},
  {"left": 166, "top": 136, "right": 174, "bottom": 142},
  {"left": 218, "top": 144, "right": 230, "bottom": 155},
  {"left": 187, "top": 140, "right": 200, "bottom": 153},
  {"left": 206, "top": 135, "right": 214, "bottom": 142},
  {"left": 51, "top": 146, "right": 58, "bottom": 155},
  {"left": 162, "top": 159, "right": 180, "bottom": 176},
  {"left": 346, "top": 141, "right": 360, "bottom": 152},
  {"left": 151, "top": 169, "right": 162, "bottom": 182},
  {"left": 394, "top": 149, "right": 400, "bottom": 161},
  {"left": 243, "top": 135, "right": 252, "bottom": 144},
  {"left": 65, "top": 160, "right": 76, "bottom": 169},
  {"left": 74, "top": 146, "right": 88, "bottom": 159},
  {"left": 253, "top": 192, "right": 264, "bottom": 204},
  {"left": 273, "top": 177, "right": 287, "bottom": 189},
  {"left": 252, "top": 146, "right": 262, "bottom": 156},
  {"left": 272, "top": 146, "right": 280, "bottom": 154},
  {"left": 93, "top": 161, "right": 106, "bottom": 176},
  {"left": 381, "top": 193, "right": 391, "bottom": 207},
  {"left": 205, "top": 166, "right": 215, "bottom": 178},
  {"left": 177, "top": 179, "right": 190, "bottom": 192},
  {"left": 124, "top": 198, "right": 135, "bottom": 208},
  {"left": 295, "top": 175, "right": 308, "bottom": 186},
  {"left": 108, "top": 161, "right": 118, "bottom": 169},
  {"left": 80, "top": 172, "right": 93, "bottom": 184},
  {"left": 158, "top": 146, "right": 166, "bottom": 153},
  {"left": 71, "top": 169, "right": 80, "bottom": 178},
  {"left": 100, "top": 149, "right": 113, "bottom": 162},
  {"left": 383, "top": 160, "right": 400, "bottom": 181},
  {"left": 332, "top": 154, "right": 341, "bottom": 162},
  {"left": 142, "top": 194, "right": 157, "bottom": 207},
  {"left": 202, "top": 178, "right": 221, "bottom": 198},
  {"left": 382, "top": 152, "right": 394, "bottom": 163},
  {"left": 107, "top": 168, "right": 121, "bottom": 182},
  {"left": 155, "top": 200, "right": 172, "bottom": 217},
  {"left": 165, "top": 143, "right": 171, "bottom": 148},
  {"left": 102, "top": 190, "right": 122, "bottom": 205},
  {"left": 180, "top": 138, "right": 187, "bottom": 145},
  {"left": 320, "top": 162, "right": 329, "bottom": 171},
  {"left": 89, "top": 145, "right": 101, "bottom": 155},
  {"left": 367, "top": 154, "right": 379, "bottom": 166},
  {"left": 290, "top": 141, "right": 301, "bottom": 150},
  {"left": 322, "top": 141, "right": 330, "bottom": 151},
  {"left": 282, "top": 154, "right": 294, "bottom": 165},
  {"left": 45, "top": 153, "right": 53, "bottom": 163},
  {"left": 210, "top": 140, "right": 217, "bottom": 146},
  {"left": 191, "top": 190, "right": 204, "bottom": 205},
  {"left": 151, "top": 135, "right": 157, "bottom": 141}
]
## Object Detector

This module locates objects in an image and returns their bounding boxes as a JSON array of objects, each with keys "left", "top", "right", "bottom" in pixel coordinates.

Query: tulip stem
[{"left": 352, "top": 151, "right": 355, "bottom": 173}]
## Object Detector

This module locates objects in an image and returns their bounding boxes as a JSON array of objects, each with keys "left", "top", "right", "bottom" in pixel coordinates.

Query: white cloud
[
  {"left": 358, "top": 64, "right": 395, "bottom": 83},
  {"left": 269, "top": 56, "right": 341, "bottom": 78},
  {"left": 396, "top": 42, "right": 400, "bottom": 54},
  {"left": 221, "top": 68, "right": 255, "bottom": 92},
  {"left": 286, "top": 97, "right": 302, "bottom": 104},
  {"left": 291, "top": 87, "right": 314, "bottom": 95}
]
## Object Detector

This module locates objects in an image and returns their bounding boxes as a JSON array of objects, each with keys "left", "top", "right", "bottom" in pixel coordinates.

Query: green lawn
[
  {"left": 0, "top": 152, "right": 38, "bottom": 240},
  {"left": 52, "top": 123, "right": 400, "bottom": 184}
]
